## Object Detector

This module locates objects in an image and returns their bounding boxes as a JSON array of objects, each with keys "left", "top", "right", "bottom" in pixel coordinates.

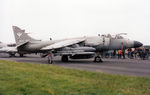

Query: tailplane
[{"left": 12, "top": 26, "right": 36, "bottom": 44}]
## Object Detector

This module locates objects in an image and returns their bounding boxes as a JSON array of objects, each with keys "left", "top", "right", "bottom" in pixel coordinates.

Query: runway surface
[{"left": 0, "top": 53, "right": 150, "bottom": 78}]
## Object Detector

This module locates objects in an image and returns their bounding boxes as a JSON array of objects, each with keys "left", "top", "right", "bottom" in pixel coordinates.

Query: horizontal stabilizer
[{"left": 16, "top": 41, "right": 29, "bottom": 48}]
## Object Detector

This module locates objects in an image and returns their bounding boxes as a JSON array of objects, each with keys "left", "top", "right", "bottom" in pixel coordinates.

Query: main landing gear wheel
[
  {"left": 61, "top": 55, "right": 68, "bottom": 62},
  {"left": 9, "top": 53, "right": 15, "bottom": 57},
  {"left": 94, "top": 56, "right": 103, "bottom": 62},
  {"left": 20, "top": 54, "right": 24, "bottom": 57}
]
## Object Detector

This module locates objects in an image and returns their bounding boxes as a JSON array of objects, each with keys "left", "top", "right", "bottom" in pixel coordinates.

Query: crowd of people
[{"left": 103, "top": 48, "right": 150, "bottom": 60}]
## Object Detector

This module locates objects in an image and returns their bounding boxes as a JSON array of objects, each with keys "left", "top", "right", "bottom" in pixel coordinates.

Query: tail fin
[{"left": 12, "top": 26, "right": 36, "bottom": 44}]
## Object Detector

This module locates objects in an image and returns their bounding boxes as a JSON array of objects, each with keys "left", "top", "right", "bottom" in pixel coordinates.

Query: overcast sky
[{"left": 0, "top": 0, "right": 150, "bottom": 45}]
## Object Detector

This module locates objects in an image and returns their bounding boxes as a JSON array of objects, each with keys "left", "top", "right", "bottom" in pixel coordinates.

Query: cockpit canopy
[{"left": 98, "top": 33, "right": 127, "bottom": 39}]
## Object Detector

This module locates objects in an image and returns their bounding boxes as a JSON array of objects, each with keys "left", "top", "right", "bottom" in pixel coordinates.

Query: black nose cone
[{"left": 134, "top": 41, "right": 143, "bottom": 48}]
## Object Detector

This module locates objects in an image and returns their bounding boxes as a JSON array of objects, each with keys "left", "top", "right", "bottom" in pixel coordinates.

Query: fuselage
[
  {"left": 0, "top": 43, "right": 17, "bottom": 54},
  {"left": 18, "top": 36, "right": 140, "bottom": 54}
]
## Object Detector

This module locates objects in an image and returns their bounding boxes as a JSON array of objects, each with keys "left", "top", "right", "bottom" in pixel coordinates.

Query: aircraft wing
[{"left": 41, "top": 38, "right": 85, "bottom": 50}]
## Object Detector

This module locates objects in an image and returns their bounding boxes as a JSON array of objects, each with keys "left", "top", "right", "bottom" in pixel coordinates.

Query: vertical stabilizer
[{"left": 12, "top": 26, "right": 36, "bottom": 44}]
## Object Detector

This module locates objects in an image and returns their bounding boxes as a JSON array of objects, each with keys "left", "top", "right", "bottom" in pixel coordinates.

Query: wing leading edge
[{"left": 41, "top": 38, "right": 85, "bottom": 51}]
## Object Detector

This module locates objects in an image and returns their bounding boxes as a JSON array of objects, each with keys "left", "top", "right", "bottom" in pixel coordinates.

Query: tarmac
[{"left": 0, "top": 53, "right": 150, "bottom": 78}]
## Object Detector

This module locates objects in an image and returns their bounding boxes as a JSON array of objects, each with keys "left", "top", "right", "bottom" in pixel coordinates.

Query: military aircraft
[
  {"left": 12, "top": 26, "right": 143, "bottom": 63},
  {"left": 0, "top": 42, "right": 17, "bottom": 57}
]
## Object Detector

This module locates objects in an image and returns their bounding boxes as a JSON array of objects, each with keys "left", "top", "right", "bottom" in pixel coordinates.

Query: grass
[{"left": 0, "top": 60, "right": 150, "bottom": 95}]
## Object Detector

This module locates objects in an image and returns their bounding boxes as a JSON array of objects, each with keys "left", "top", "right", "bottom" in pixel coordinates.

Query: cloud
[{"left": 0, "top": 0, "right": 150, "bottom": 45}]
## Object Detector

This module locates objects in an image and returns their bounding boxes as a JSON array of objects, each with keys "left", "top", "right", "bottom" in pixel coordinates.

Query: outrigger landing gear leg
[{"left": 48, "top": 51, "right": 53, "bottom": 64}]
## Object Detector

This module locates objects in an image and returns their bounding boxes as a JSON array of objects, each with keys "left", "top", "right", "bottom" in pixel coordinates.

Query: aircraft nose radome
[{"left": 134, "top": 41, "right": 143, "bottom": 48}]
